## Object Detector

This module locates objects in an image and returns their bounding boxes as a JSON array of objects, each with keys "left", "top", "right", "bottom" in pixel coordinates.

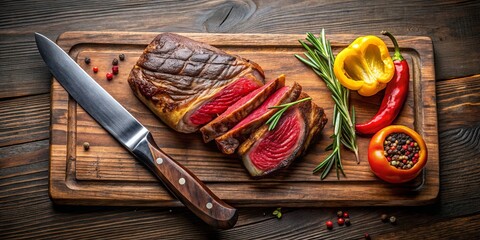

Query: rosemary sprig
[
  {"left": 295, "top": 29, "right": 359, "bottom": 179},
  {"left": 265, "top": 97, "right": 312, "bottom": 131}
]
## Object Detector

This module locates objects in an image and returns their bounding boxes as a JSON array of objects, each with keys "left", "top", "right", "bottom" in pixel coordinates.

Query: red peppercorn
[
  {"left": 337, "top": 218, "right": 345, "bottom": 226},
  {"left": 326, "top": 220, "right": 333, "bottom": 229},
  {"left": 112, "top": 65, "right": 119, "bottom": 75},
  {"left": 414, "top": 153, "right": 419, "bottom": 158},
  {"left": 343, "top": 212, "right": 349, "bottom": 218},
  {"left": 402, "top": 145, "right": 408, "bottom": 150},
  {"left": 364, "top": 233, "right": 371, "bottom": 240},
  {"left": 106, "top": 72, "right": 113, "bottom": 80},
  {"left": 93, "top": 67, "right": 99, "bottom": 73}
]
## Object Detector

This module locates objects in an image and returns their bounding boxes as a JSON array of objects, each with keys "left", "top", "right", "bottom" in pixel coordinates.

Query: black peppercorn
[
  {"left": 119, "top": 54, "right": 125, "bottom": 61},
  {"left": 381, "top": 213, "right": 388, "bottom": 222},
  {"left": 337, "top": 210, "right": 343, "bottom": 218},
  {"left": 344, "top": 218, "right": 351, "bottom": 226},
  {"left": 112, "top": 58, "right": 119, "bottom": 65},
  {"left": 84, "top": 57, "right": 91, "bottom": 64}
]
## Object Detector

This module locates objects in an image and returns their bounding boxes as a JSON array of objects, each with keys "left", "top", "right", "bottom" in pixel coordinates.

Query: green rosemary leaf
[
  {"left": 351, "top": 106, "right": 356, "bottom": 125},
  {"left": 325, "top": 143, "right": 333, "bottom": 151},
  {"left": 321, "top": 151, "right": 336, "bottom": 179},
  {"left": 295, "top": 54, "right": 319, "bottom": 70},
  {"left": 266, "top": 97, "right": 311, "bottom": 130}
]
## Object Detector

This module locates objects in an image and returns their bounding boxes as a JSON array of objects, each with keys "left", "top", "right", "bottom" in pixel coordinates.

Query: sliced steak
[
  {"left": 188, "top": 76, "right": 262, "bottom": 126},
  {"left": 128, "top": 33, "right": 265, "bottom": 133},
  {"left": 200, "top": 75, "right": 286, "bottom": 143},
  {"left": 215, "top": 82, "right": 302, "bottom": 154},
  {"left": 238, "top": 93, "right": 328, "bottom": 178}
]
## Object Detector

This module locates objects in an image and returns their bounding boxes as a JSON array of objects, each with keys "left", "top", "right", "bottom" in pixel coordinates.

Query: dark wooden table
[{"left": 1, "top": 1, "right": 479, "bottom": 239}]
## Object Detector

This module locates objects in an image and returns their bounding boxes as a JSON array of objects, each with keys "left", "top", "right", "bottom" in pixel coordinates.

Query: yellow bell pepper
[{"left": 334, "top": 35, "right": 395, "bottom": 96}]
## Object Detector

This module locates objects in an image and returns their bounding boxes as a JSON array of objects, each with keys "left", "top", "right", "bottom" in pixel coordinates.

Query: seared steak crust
[{"left": 128, "top": 33, "right": 265, "bottom": 133}]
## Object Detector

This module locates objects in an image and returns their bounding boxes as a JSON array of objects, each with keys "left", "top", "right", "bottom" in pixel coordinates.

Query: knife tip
[
  {"left": 34, "top": 32, "right": 42, "bottom": 41},
  {"left": 34, "top": 32, "right": 47, "bottom": 40}
]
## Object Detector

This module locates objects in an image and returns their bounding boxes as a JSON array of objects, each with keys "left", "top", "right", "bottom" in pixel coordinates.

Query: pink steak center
[
  {"left": 189, "top": 77, "right": 261, "bottom": 125},
  {"left": 249, "top": 109, "right": 303, "bottom": 171},
  {"left": 232, "top": 86, "right": 290, "bottom": 131}
]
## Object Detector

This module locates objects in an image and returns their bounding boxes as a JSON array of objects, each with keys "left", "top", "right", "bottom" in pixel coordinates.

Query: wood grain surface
[
  {"left": 1, "top": 0, "right": 479, "bottom": 239},
  {"left": 49, "top": 31, "right": 438, "bottom": 207}
]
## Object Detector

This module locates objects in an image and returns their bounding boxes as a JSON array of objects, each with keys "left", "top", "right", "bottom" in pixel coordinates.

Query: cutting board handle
[{"left": 134, "top": 133, "right": 238, "bottom": 229}]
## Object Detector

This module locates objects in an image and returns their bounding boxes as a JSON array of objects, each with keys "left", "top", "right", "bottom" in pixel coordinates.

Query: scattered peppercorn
[
  {"left": 106, "top": 72, "right": 113, "bottom": 80},
  {"left": 83, "top": 142, "right": 90, "bottom": 151},
  {"left": 93, "top": 66, "right": 99, "bottom": 73},
  {"left": 344, "top": 218, "right": 351, "bottom": 226},
  {"left": 337, "top": 210, "right": 343, "bottom": 218},
  {"left": 112, "top": 65, "right": 119, "bottom": 75},
  {"left": 112, "top": 58, "right": 119, "bottom": 66},
  {"left": 326, "top": 220, "right": 333, "bottom": 230},
  {"left": 343, "top": 212, "right": 349, "bottom": 218},
  {"left": 389, "top": 216, "right": 397, "bottom": 224},
  {"left": 381, "top": 213, "right": 389, "bottom": 222},
  {"left": 84, "top": 57, "right": 91, "bottom": 64},
  {"left": 364, "top": 233, "right": 371, "bottom": 240},
  {"left": 119, "top": 54, "right": 125, "bottom": 61},
  {"left": 337, "top": 217, "right": 345, "bottom": 226}
]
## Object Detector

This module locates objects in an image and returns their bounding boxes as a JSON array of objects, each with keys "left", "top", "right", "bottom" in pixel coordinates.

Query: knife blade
[{"left": 35, "top": 32, "right": 237, "bottom": 229}]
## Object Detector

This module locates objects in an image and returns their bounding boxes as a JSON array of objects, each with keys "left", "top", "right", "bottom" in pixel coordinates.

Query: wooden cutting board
[{"left": 50, "top": 31, "right": 439, "bottom": 207}]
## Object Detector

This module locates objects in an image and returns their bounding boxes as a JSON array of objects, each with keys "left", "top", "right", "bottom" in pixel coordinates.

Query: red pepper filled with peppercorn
[{"left": 368, "top": 125, "right": 428, "bottom": 183}]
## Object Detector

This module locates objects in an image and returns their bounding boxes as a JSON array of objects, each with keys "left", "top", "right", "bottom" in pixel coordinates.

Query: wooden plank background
[{"left": 1, "top": 0, "right": 479, "bottom": 239}]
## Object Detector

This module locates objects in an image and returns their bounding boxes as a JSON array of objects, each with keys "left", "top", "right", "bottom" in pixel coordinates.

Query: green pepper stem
[{"left": 382, "top": 31, "right": 404, "bottom": 61}]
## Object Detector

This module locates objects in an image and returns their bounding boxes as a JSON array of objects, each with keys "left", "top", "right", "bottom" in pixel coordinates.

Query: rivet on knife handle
[{"left": 137, "top": 134, "right": 238, "bottom": 229}]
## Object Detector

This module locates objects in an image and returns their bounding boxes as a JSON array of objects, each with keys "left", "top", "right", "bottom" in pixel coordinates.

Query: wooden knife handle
[{"left": 139, "top": 134, "right": 238, "bottom": 229}]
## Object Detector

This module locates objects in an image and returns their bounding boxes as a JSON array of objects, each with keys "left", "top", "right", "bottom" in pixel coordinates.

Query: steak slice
[
  {"left": 128, "top": 33, "right": 265, "bottom": 133},
  {"left": 215, "top": 82, "right": 302, "bottom": 154},
  {"left": 200, "top": 75, "right": 286, "bottom": 143},
  {"left": 238, "top": 93, "right": 328, "bottom": 178},
  {"left": 188, "top": 76, "right": 262, "bottom": 126}
]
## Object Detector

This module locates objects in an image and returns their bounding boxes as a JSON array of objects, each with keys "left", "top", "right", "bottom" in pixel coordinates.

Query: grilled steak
[
  {"left": 238, "top": 93, "right": 327, "bottom": 177},
  {"left": 200, "top": 75, "right": 286, "bottom": 143},
  {"left": 215, "top": 81, "right": 302, "bottom": 154},
  {"left": 128, "top": 33, "right": 329, "bottom": 178},
  {"left": 128, "top": 33, "right": 265, "bottom": 133}
]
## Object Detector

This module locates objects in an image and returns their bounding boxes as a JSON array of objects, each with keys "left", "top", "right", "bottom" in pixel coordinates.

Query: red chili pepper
[{"left": 355, "top": 31, "right": 410, "bottom": 136}]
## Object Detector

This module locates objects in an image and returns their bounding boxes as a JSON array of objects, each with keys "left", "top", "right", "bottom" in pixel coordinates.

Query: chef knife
[{"left": 35, "top": 33, "right": 237, "bottom": 229}]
